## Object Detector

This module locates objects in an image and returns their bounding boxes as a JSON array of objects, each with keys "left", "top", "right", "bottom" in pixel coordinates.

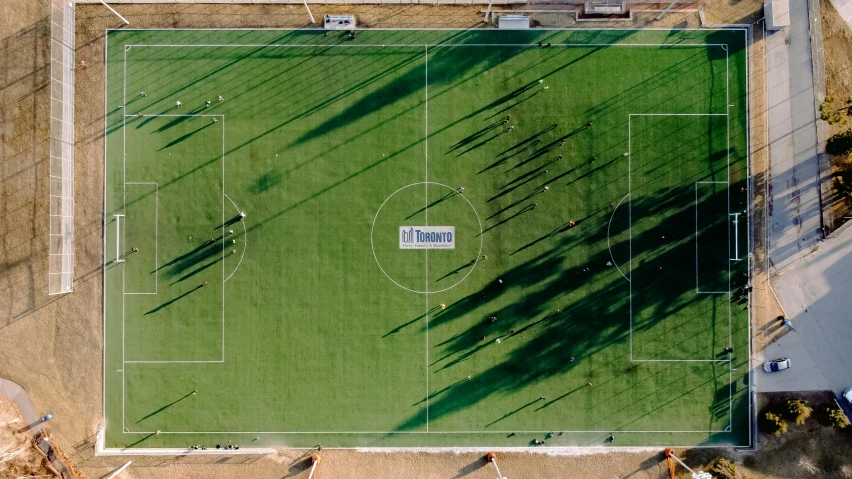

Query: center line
[{"left": 424, "top": 44, "right": 429, "bottom": 432}]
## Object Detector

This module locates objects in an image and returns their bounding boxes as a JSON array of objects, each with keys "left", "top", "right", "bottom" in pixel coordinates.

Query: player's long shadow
[
  {"left": 479, "top": 204, "right": 535, "bottom": 235},
  {"left": 160, "top": 240, "right": 224, "bottom": 277},
  {"left": 534, "top": 384, "right": 588, "bottom": 411},
  {"left": 478, "top": 140, "right": 542, "bottom": 174},
  {"left": 507, "top": 125, "right": 591, "bottom": 172},
  {"left": 382, "top": 308, "right": 438, "bottom": 338},
  {"left": 446, "top": 120, "right": 506, "bottom": 154},
  {"left": 433, "top": 340, "right": 496, "bottom": 372},
  {"left": 454, "top": 130, "right": 508, "bottom": 157},
  {"left": 434, "top": 260, "right": 476, "bottom": 282},
  {"left": 157, "top": 122, "right": 215, "bottom": 151},
  {"left": 487, "top": 189, "right": 544, "bottom": 220},
  {"left": 500, "top": 155, "right": 564, "bottom": 190},
  {"left": 153, "top": 106, "right": 208, "bottom": 133},
  {"left": 156, "top": 240, "right": 220, "bottom": 273},
  {"left": 144, "top": 285, "right": 203, "bottom": 315},
  {"left": 496, "top": 125, "right": 559, "bottom": 157},
  {"left": 487, "top": 89, "right": 544, "bottom": 119},
  {"left": 464, "top": 80, "right": 543, "bottom": 120},
  {"left": 125, "top": 432, "right": 157, "bottom": 449},
  {"left": 135, "top": 391, "right": 196, "bottom": 424},
  {"left": 405, "top": 192, "right": 457, "bottom": 220},
  {"left": 170, "top": 254, "right": 226, "bottom": 285},
  {"left": 485, "top": 398, "right": 541, "bottom": 427},
  {"left": 512, "top": 206, "right": 610, "bottom": 255},
  {"left": 487, "top": 172, "right": 547, "bottom": 203},
  {"left": 412, "top": 377, "right": 471, "bottom": 405}
]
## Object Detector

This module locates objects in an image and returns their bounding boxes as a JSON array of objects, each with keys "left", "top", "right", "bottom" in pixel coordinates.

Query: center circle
[{"left": 371, "top": 182, "right": 483, "bottom": 294}]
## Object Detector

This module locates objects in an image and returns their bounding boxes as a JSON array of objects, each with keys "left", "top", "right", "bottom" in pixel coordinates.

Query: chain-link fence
[{"left": 48, "top": 0, "right": 74, "bottom": 295}]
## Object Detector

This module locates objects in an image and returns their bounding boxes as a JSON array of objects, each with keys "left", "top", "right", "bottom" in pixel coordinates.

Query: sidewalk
[
  {"left": 0, "top": 378, "right": 43, "bottom": 433},
  {"left": 765, "top": 0, "right": 822, "bottom": 274}
]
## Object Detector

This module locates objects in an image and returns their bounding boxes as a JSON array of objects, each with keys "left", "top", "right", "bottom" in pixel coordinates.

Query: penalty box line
[
  {"left": 627, "top": 113, "right": 733, "bottom": 359},
  {"left": 119, "top": 113, "right": 227, "bottom": 371},
  {"left": 627, "top": 108, "right": 735, "bottom": 430}
]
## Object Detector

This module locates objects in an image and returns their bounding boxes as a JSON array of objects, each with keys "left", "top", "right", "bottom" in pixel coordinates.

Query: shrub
[
  {"left": 827, "top": 130, "right": 852, "bottom": 156},
  {"left": 817, "top": 405, "right": 850, "bottom": 429},
  {"left": 761, "top": 412, "right": 788, "bottom": 435},
  {"left": 785, "top": 399, "right": 813, "bottom": 424}
]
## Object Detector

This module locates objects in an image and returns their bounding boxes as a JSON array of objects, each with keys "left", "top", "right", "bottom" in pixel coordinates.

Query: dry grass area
[
  {"left": 701, "top": 0, "right": 764, "bottom": 24},
  {"left": 0, "top": 397, "right": 58, "bottom": 478},
  {"left": 0, "top": 1, "right": 786, "bottom": 478},
  {"left": 821, "top": 0, "right": 852, "bottom": 227}
]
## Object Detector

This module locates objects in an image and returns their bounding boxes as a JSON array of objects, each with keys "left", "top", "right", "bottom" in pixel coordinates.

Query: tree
[
  {"left": 785, "top": 399, "right": 812, "bottom": 424},
  {"left": 761, "top": 412, "right": 787, "bottom": 435},
  {"left": 817, "top": 405, "right": 850, "bottom": 429},
  {"left": 827, "top": 130, "right": 852, "bottom": 157}
]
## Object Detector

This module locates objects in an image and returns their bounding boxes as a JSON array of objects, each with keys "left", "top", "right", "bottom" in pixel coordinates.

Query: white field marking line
[
  {"left": 123, "top": 182, "right": 158, "bottom": 295},
  {"left": 218, "top": 116, "right": 221, "bottom": 364},
  {"left": 111, "top": 27, "right": 744, "bottom": 31},
  {"left": 223, "top": 194, "right": 246, "bottom": 282},
  {"left": 725, "top": 43, "right": 734, "bottom": 428},
  {"left": 628, "top": 113, "right": 728, "bottom": 116},
  {"left": 122, "top": 44, "right": 127, "bottom": 431},
  {"left": 123, "top": 428, "right": 729, "bottom": 434},
  {"left": 628, "top": 117, "right": 632, "bottom": 360},
  {"left": 369, "top": 182, "right": 483, "bottom": 295},
  {"left": 744, "top": 24, "right": 753, "bottom": 444},
  {"left": 606, "top": 193, "right": 631, "bottom": 282},
  {"left": 110, "top": 33, "right": 746, "bottom": 440},
  {"left": 627, "top": 112, "right": 735, "bottom": 364},
  {"left": 124, "top": 360, "right": 224, "bottom": 364},
  {"left": 127, "top": 43, "right": 728, "bottom": 48},
  {"left": 120, "top": 115, "right": 226, "bottom": 364},
  {"left": 124, "top": 113, "right": 225, "bottom": 118},
  {"left": 424, "top": 44, "right": 429, "bottom": 432},
  {"left": 124, "top": 114, "right": 222, "bottom": 117},
  {"left": 631, "top": 359, "right": 731, "bottom": 362}
]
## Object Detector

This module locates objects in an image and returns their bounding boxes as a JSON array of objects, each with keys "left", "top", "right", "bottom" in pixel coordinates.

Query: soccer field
[{"left": 104, "top": 28, "right": 751, "bottom": 448}]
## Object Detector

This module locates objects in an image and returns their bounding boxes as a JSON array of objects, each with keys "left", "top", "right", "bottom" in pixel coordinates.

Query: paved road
[
  {"left": 758, "top": 223, "right": 852, "bottom": 396},
  {"left": 0, "top": 378, "right": 43, "bottom": 433},
  {"left": 765, "top": 0, "right": 822, "bottom": 274},
  {"left": 828, "top": 0, "right": 852, "bottom": 28}
]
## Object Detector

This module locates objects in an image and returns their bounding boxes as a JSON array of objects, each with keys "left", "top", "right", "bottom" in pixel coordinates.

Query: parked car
[
  {"left": 762, "top": 358, "right": 791, "bottom": 373},
  {"left": 842, "top": 388, "right": 852, "bottom": 405}
]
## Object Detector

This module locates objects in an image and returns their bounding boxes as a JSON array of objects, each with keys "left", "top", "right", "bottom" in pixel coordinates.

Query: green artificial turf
[{"left": 104, "top": 28, "right": 751, "bottom": 448}]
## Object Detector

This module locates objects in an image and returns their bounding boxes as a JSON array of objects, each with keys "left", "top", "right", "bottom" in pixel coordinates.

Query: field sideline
[{"left": 103, "top": 28, "right": 751, "bottom": 449}]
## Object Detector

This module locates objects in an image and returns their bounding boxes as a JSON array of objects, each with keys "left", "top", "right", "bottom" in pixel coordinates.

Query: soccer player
[{"left": 176, "top": 101, "right": 182, "bottom": 107}]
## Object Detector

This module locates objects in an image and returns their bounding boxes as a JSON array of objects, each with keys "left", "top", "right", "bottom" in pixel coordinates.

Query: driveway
[{"left": 758, "top": 223, "right": 852, "bottom": 397}]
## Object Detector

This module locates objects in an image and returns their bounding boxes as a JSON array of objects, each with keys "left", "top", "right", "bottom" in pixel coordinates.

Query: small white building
[{"left": 765, "top": 0, "right": 790, "bottom": 30}]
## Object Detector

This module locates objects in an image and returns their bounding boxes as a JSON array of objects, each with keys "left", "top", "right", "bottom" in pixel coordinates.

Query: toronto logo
[{"left": 400, "top": 226, "right": 455, "bottom": 249}]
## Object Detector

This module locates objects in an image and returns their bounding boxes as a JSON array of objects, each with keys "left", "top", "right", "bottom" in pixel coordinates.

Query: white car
[
  {"left": 842, "top": 389, "right": 852, "bottom": 406},
  {"left": 762, "top": 358, "right": 791, "bottom": 373}
]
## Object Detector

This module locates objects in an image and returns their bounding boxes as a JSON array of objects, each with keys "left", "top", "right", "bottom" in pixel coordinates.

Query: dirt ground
[
  {"left": 0, "top": 396, "right": 57, "bottom": 478},
  {"left": 0, "top": 1, "right": 791, "bottom": 478},
  {"left": 820, "top": 0, "right": 852, "bottom": 228}
]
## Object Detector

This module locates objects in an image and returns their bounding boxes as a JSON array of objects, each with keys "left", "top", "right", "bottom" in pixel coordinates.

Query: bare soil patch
[{"left": 0, "top": 396, "right": 57, "bottom": 478}]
